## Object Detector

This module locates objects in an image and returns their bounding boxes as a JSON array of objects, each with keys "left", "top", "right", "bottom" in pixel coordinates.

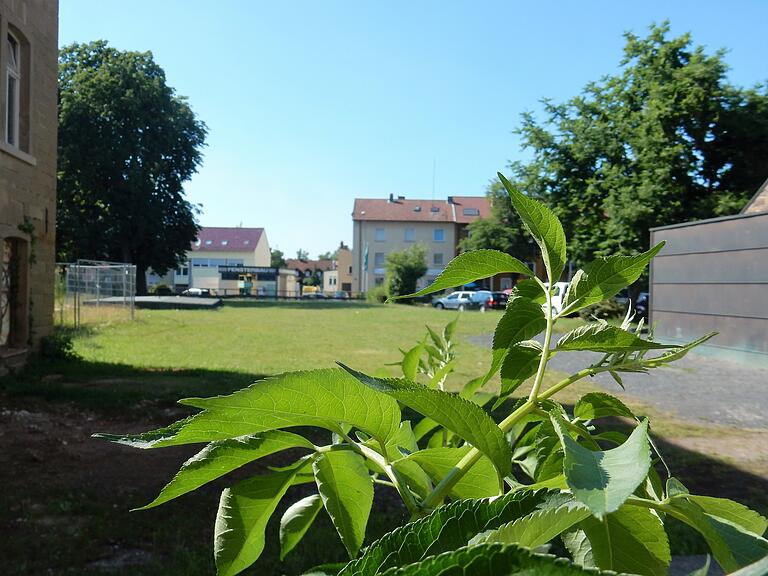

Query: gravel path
[{"left": 468, "top": 333, "right": 768, "bottom": 429}]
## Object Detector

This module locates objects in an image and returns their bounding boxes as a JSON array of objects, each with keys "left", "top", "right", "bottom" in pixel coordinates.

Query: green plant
[
  {"left": 385, "top": 244, "right": 428, "bottom": 300},
  {"left": 151, "top": 283, "right": 174, "bottom": 295},
  {"left": 39, "top": 329, "right": 80, "bottom": 362},
  {"left": 577, "top": 297, "right": 624, "bottom": 320},
  {"left": 97, "top": 174, "right": 768, "bottom": 576},
  {"left": 365, "top": 285, "right": 389, "bottom": 304}
]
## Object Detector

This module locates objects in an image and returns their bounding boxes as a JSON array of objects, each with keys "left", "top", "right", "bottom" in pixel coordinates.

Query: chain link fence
[{"left": 55, "top": 260, "right": 136, "bottom": 328}]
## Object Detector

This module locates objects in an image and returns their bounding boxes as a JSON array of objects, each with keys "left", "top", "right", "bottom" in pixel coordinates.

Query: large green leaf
[
  {"left": 391, "top": 250, "right": 533, "bottom": 299},
  {"left": 552, "top": 415, "right": 651, "bottom": 518},
  {"left": 556, "top": 323, "right": 675, "bottom": 353},
  {"left": 280, "top": 494, "right": 324, "bottom": 560},
  {"left": 668, "top": 497, "right": 768, "bottom": 572},
  {"left": 681, "top": 496, "right": 768, "bottom": 536},
  {"left": 490, "top": 296, "right": 546, "bottom": 379},
  {"left": 214, "top": 461, "right": 307, "bottom": 576},
  {"left": 729, "top": 554, "right": 768, "bottom": 576},
  {"left": 573, "top": 392, "right": 635, "bottom": 421},
  {"left": 577, "top": 504, "right": 671, "bottom": 576},
  {"left": 511, "top": 279, "right": 546, "bottom": 304},
  {"left": 137, "top": 431, "right": 315, "bottom": 510},
  {"left": 377, "top": 542, "right": 607, "bottom": 576},
  {"left": 340, "top": 364, "right": 511, "bottom": 478},
  {"left": 96, "top": 368, "right": 401, "bottom": 448},
  {"left": 314, "top": 450, "right": 374, "bottom": 559},
  {"left": 500, "top": 340, "right": 542, "bottom": 397},
  {"left": 406, "top": 447, "right": 499, "bottom": 499},
  {"left": 478, "top": 501, "right": 591, "bottom": 549},
  {"left": 401, "top": 344, "right": 424, "bottom": 381},
  {"left": 499, "top": 172, "right": 567, "bottom": 283},
  {"left": 338, "top": 489, "right": 548, "bottom": 576},
  {"left": 561, "top": 243, "right": 665, "bottom": 315}
]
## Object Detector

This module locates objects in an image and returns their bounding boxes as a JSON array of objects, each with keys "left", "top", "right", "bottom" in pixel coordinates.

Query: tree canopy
[
  {"left": 57, "top": 41, "right": 207, "bottom": 293},
  {"left": 386, "top": 245, "right": 428, "bottom": 299},
  {"left": 270, "top": 249, "right": 287, "bottom": 268},
  {"left": 507, "top": 22, "right": 768, "bottom": 267}
]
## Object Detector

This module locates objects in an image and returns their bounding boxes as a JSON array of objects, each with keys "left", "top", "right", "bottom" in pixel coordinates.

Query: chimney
[
  {"left": 398, "top": 195, "right": 405, "bottom": 200},
  {"left": 447, "top": 196, "right": 455, "bottom": 204},
  {"left": 388, "top": 193, "right": 394, "bottom": 203}
]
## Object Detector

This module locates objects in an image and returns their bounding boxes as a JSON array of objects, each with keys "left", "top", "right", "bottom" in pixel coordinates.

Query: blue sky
[{"left": 59, "top": 1, "right": 768, "bottom": 258}]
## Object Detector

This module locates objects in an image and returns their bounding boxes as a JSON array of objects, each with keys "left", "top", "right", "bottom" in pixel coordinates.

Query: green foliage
[
  {"left": 576, "top": 298, "right": 624, "bottom": 321},
  {"left": 385, "top": 245, "right": 428, "bottom": 299},
  {"left": 366, "top": 285, "right": 389, "bottom": 303},
  {"left": 271, "top": 249, "right": 287, "bottom": 268},
  {"left": 97, "top": 172, "right": 768, "bottom": 575},
  {"left": 150, "top": 283, "right": 173, "bottom": 295},
  {"left": 57, "top": 41, "right": 207, "bottom": 294},
  {"left": 38, "top": 329, "right": 80, "bottom": 362},
  {"left": 508, "top": 23, "right": 768, "bottom": 268}
]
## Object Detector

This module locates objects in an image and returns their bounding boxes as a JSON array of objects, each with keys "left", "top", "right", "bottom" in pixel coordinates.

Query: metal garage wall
[{"left": 650, "top": 211, "right": 768, "bottom": 367}]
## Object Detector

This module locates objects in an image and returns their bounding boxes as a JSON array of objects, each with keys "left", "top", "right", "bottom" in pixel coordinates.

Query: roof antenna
[{"left": 431, "top": 157, "right": 436, "bottom": 204}]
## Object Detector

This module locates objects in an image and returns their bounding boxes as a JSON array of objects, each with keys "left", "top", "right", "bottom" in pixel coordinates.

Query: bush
[
  {"left": 150, "top": 283, "right": 173, "bottom": 295},
  {"left": 38, "top": 329, "right": 79, "bottom": 361},
  {"left": 365, "top": 285, "right": 388, "bottom": 303},
  {"left": 578, "top": 297, "right": 624, "bottom": 320}
]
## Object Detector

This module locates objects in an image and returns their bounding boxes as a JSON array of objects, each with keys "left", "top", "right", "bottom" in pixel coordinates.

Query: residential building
[
  {"left": 351, "top": 195, "right": 490, "bottom": 293},
  {"left": 321, "top": 243, "right": 353, "bottom": 294},
  {"left": 0, "top": 0, "right": 59, "bottom": 372}
]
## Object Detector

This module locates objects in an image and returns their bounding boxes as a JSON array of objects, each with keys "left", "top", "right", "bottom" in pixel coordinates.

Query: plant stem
[
  {"left": 527, "top": 281, "right": 554, "bottom": 403},
  {"left": 357, "top": 442, "right": 421, "bottom": 517}
]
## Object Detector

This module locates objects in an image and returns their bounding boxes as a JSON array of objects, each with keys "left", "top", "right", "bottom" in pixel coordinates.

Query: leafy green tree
[
  {"left": 386, "top": 244, "right": 428, "bottom": 299},
  {"left": 459, "top": 181, "right": 535, "bottom": 261},
  {"left": 317, "top": 249, "right": 339, "bottom": 261},
  {"left": 509, "top": 22, "right": 768, "bottom": 267},
  {"left": 270, "top": 248, "right": 286, "bottom": 268},
  {"left": 57, "top": 41, "right": 207, "bottom": 294},
  {"left": 296, "top": 249, "right": 309, "bottom": 261}
]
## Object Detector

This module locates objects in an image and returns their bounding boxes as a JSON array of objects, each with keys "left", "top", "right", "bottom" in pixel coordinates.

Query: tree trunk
[{"left": 135, "top": 265, "right": 148, "bottom": 295}]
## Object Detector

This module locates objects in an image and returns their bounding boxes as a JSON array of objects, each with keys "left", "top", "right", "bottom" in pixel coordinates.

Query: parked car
[
  {"left": 332, "top": 291, "right": 349, "bottom": 299},
  {"left": 469, "top": 290, "right": 509, "bottom": 311},
  {"left": 432, "top": 290, "right": 476, "bottom": 311},
  {"left": 634, "top": 292, "right": 649, "bottom": 320},
  {"left": 182, "top": 287, "right": 211, "bottom": 297},
  {"left": 543, "top": 281, "right": 570, "bottom": 315},
  {"left": 301, "top": 292, "right": 327, "bottom": 299}
]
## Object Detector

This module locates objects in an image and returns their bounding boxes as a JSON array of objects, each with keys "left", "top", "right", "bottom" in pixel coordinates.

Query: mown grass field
[{"left": 1, "top": 301, "right": 765, "bottom": 575}]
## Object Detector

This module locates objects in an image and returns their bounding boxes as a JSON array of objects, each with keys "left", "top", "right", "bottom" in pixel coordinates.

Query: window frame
[
  {"left": 433, "top": 228, "right": 445, "bottom": 242},
  {"left": 404, "top": 227, "right": 415, "bottom": 242},
  {"left": 5, "top": 30, "right": 21, "bottom": 148},
  {"left": 374, "top": 227, "right": 386, "bottom": 242}
]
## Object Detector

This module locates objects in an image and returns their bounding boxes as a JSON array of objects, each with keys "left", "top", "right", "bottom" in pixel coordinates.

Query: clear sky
[{"left": 59, "top": 1, "right": 768, "bottom": 258}]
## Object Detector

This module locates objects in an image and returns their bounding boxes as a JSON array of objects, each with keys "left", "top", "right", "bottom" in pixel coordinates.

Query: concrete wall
[
  {"left": 0, "top": 0, "right": 59, "bottom": 368},
  {"left": 650, "top": 211, "right": 768, "bottom": 366}
]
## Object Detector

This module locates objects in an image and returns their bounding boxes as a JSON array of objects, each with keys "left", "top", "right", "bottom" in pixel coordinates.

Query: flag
[{"left": 363, "top": 243, "right": 369, "bottom": 272}]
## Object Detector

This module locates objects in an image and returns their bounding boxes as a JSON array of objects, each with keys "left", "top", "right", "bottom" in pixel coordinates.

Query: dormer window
[
  {"left": 221, "top": 240, "right": 228, "bottom": 246},
  {"left": 463, "top": 208, "right": 480, "bottom": 216},
  {"left": 430, "top": 206, "right": 439, "bottom": 213},
  {"left": 5, "top": 32, "right": 20, "bottom": 147},
  {"left": 243, "top": 240, "right": 250, "bottom": 245},
  {"left": 204, "top": 239, "right": 213, "bottom": 246}
]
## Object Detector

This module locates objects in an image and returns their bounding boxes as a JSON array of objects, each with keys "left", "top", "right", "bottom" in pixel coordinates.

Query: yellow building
[
  {"left": 0, "top": 0, "right": 59, "bottom": 371},
  {"left": 351, "top": 195, "right": 490, "bottom": 293}
]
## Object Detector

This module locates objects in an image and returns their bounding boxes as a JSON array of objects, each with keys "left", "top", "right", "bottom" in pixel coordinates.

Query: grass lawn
[{"left": 2, "top": 300, "right": 766, "bottom": 575}]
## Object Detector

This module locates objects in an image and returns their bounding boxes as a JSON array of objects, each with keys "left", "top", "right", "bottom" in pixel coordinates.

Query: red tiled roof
[
  {"left": 191, "top": 227, "right": 264, "bottom": 252},
  {"left": 352, "top": 196, "right": 489, "bottom": 223},
  {"left": 285, "top": 259, "right": 335, "bottom": 272}
]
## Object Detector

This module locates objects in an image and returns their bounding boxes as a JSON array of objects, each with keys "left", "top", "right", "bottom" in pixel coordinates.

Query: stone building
[{"left": 0, "top": 0, "right": 59, "bottom": 371}]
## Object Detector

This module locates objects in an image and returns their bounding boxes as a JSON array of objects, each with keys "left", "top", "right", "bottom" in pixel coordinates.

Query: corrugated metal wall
[{"left": 650, "top": 211, "right": 768, "bottom": 367}]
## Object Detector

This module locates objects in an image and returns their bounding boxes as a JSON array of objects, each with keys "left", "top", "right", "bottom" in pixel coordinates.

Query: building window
[
  {"left": 433, "top": 228, "right": 445, "bottom": 242},
  {"left": 404, "top": 228, "right": 415, "bottom": 242},
  {"left": 176, "top": 266, "right": 189, "bottom": 276},
  {"left": 375, "top": 227, "right": 385, "bottom": 242},
  {"left": 433, "top": 253, "right": 444, "bottom": 266},
  {"left": 374, "top": 277, "right": 384, "bottom": 286},
  {"left": 374, "top": 252, "right": 385, "bottom": 267},
  {"left": 221, "top": 240, "right": 228, "bottom": 246},
  {"left": 5, "top": 32, "right": 21, "bottom": 147},
  {"left": 204, "top": 239, "right": 213, "bottom": 246},
  {"left": 462, "top": 208, "right": 480, "bottom": 216},
  {"left": 348, "top": 265, "right": 352, "bottom": 274}
]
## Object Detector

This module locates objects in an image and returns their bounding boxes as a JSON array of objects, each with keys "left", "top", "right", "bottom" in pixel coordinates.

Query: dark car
[
  {"left": 634, "top": 292, "right": 649, "bottom": 320},
  {"left": 486, "top": 291, "right": 509, "bottom": 310}
]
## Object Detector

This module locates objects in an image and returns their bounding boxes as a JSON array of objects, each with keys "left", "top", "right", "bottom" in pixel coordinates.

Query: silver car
[{"left": 433, "top": 290, "right": 476, "bottom": 311}]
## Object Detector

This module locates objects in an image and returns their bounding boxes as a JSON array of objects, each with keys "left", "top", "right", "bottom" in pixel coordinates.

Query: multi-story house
[
  {"left": 351, "top": 195, "right": 490, "bottom": 293},
  {"left": 322, "top": 243, "right": 353, "bottom": 295},
  {"left": 0, "top": 0, "right": 59, "bottom": 372}
]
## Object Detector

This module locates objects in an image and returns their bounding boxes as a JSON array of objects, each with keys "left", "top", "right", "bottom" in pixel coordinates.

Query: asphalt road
[{"left": 469, "top": 333, "right": 768, "bottom": 429}]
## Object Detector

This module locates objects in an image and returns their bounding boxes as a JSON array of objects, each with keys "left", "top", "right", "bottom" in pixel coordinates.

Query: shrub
[
  {"left": 365, "top": 285, "right": 389, "bottom": 303},
  {"left": 386, "top": 244, "right": 428, "bottom": 300},
  {"left": 96, "top": 173, "right": 767, "bottom": 576},
  {"left": 577, "top": 297, "right": 624, "bottom": 320},
  {"left": 39, "top": 329, "right": 80, "bottom": 361},
  {"left": 150, "top": 283, "right": 173, "bottom": 295}
]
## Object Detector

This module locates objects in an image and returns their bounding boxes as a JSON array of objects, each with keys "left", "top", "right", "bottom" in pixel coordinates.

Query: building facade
[
  {"left": 351, "top": 195, "right": 490, "bottom": 293},
  {"left": 0, "top": 0, "right": 59, "bottom": 372}
]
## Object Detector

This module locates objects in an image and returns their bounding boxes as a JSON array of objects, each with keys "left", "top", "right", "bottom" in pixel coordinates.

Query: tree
[
  {"left": 509, "top": 22, "right": 768, "bottom": 268},
  {"left": 386, "top": 244, "right": 427, "bottom": 299},
  {"left": 57, "top": 41, "right": 207, "bottom": 294},
  {"left": 270, "top": 248, "right": 286, "bottom": 268},
  {"left": 317, "top": 249, "right": 339, "bottom": 261},
  {"left": 296, "top": 248, "right": 309, "bottom": 261},
  {"left": 459, "top": 181, "right": 535, "bottom": 260}
]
